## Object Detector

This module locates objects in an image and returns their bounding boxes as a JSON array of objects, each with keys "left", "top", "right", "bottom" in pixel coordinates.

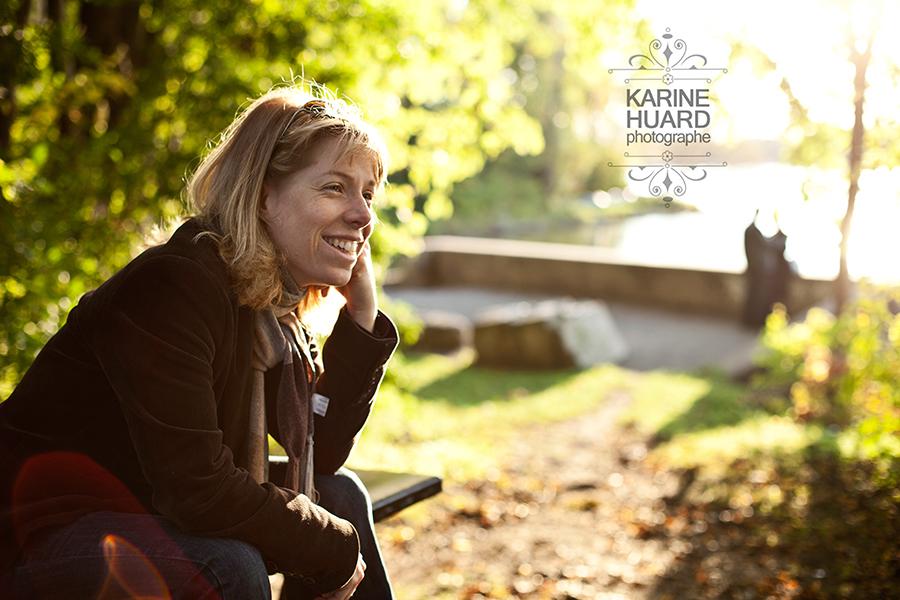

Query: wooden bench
[{"left": 268, "top": 455, "right": 442, "bottom": 522}]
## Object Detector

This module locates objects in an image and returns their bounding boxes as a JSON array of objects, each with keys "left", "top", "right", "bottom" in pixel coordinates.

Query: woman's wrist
[{"left": 346, "top": 304, "right": 377, "bottom": 333}]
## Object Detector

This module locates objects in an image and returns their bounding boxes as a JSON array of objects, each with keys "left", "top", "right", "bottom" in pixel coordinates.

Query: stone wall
[{"left": 392, "top": 236, "right": 834, "bottom": 320}]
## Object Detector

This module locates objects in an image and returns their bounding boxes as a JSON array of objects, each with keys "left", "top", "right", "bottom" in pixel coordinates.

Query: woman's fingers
[
  {"left": 347, "top": 556, "right": 366, "bottom": 598},
  {"left": 320, "top": 553, "right": 366, "bottom": 600}
]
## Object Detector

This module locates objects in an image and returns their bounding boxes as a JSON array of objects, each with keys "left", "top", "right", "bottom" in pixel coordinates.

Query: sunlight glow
[{"left": 610, "top": 0, "right": 900, "bottom": 283}]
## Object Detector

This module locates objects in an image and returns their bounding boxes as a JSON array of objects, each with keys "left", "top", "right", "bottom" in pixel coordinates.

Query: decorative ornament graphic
[
  {"left": 608, "top": 28, "right": 728, "bottom": 206},
  {"left": 609, "top": 27, "right": 728, "bottom": 86},
  {"left": 607, "top": 152, "right": 727, "bottom": 208}
]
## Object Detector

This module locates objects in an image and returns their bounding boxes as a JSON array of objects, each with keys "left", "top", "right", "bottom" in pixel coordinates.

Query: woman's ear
[{"left": 259, "top": 183, "right": 273, "bottom": 222}]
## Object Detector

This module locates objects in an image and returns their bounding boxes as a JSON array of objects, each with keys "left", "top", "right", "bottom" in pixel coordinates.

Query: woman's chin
[{"left": 321, "top": 271, "right": 353, "bottom": 288}]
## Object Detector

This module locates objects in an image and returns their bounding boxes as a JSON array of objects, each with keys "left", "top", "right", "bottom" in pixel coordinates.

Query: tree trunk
[
  {"left": 536, "top": 12, "right": 565, "bottom": 209},
  {"left": 0, "top": 0, "right": 32, "bottom": 160},
  {"left": 835, "top": 37, "right": 873, "bottom": 313}
]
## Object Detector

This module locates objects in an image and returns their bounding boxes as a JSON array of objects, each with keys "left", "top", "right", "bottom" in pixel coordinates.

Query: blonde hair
[{"left": 187, "top": 82, "right": 388, "bottom": 312}]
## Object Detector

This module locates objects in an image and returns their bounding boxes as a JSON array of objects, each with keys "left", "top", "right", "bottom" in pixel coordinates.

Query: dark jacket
[{"left": 0, "top": 218, "right": 398, "bottom": 594}]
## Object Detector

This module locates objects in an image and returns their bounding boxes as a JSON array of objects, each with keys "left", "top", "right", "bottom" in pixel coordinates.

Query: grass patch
[
  {"left": 271, "top": 354, "right": 835, "bottom": 482},
  {"left": 350, "top": 353, "right": 773, "bottom": 484},
  {"left": 615, "top": 368, "right": 884, "bottom": 476},
  {"left": 618, "top": 370, "right": 822, "bottom": 471},
  {"left": 618, "top": 369, "right": 774, "bottom": 439},
  {"left": 349, "top": 350, "right": 633, "bottom": 481},
  {"left": 617, "top": 369, "right": 835, "bottom": 474}
]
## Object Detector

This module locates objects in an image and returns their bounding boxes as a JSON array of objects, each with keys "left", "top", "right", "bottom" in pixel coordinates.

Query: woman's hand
[
  {"left": 315, "top": 553, "right": 366, "bottom": 600},
  {"left": 336, "top": 242, "right": 377, "bottom": 332}
]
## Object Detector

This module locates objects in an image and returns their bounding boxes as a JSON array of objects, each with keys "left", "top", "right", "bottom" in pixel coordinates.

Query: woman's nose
[{"left": 344, "top": 194, "right": 373, "bottom": 229}]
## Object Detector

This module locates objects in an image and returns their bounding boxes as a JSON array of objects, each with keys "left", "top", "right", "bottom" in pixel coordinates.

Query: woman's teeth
[{"left": 324, "top": 237, "right": 360, "bottom": 255}]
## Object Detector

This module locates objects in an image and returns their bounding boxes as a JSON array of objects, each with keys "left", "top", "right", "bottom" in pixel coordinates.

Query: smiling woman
[
  {"left": 0, "top": 83, "right": 399, "bottom": 600},
  {"left": 189, "top": 89, "right": 388, "bottom": 328}
]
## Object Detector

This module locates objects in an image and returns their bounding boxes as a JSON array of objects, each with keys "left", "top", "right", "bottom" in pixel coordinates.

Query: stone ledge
[{"left": 391, "top": 236, "right": 833, "bottom": 320}]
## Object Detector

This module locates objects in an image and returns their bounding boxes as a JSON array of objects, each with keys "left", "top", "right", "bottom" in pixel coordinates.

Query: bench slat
[
  {"left": 268, "top": 455, "right": 441, "bottom": 522},
  {"left": 361, "top": 470, "right": 443, "bottom": 522}
]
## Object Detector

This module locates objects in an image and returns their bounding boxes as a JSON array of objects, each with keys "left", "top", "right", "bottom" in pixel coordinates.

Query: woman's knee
[
  {"left": 316, "top": 468, "right": 372, "bottom": 520},
  {"left": 196, "top": 537, "right": 271, "bottom": 600}
]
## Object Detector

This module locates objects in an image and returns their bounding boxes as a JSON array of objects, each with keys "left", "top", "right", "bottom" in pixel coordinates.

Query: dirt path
[{"left": 378, "top": 392, "right": 691, "bottom": 599}]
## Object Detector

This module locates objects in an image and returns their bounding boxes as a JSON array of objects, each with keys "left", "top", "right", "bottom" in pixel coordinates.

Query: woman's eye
[{"left": 325, "top": 183, "right": 343, "bottom": 193}]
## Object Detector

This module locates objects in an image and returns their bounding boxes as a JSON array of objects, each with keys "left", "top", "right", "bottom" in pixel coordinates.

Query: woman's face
[{"left": 261, "top": 137, "right": 377, "bottom": 288}]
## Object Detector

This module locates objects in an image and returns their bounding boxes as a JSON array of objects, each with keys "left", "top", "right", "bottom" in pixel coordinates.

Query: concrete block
[
  {"left": 474, "top": 299, "right": 629, "bottom": 370},
  {"left": 410, "top": 310, "right": 473, "bottom": 353}
]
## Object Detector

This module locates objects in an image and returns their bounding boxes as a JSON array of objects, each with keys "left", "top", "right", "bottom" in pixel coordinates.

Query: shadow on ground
[
  {"left": 413, "top": 365, "right": 582, "bottom": 407},
  {"left": 651, "top": 379, "right": 762, "bottom": 444},
  {"left": 645, "top": 447, "right": 898, "bottom": 599}
]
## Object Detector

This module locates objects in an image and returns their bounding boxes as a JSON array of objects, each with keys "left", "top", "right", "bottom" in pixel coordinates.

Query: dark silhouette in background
[{"left": 743, "top": 210, "right": 792, "bottom": 328}]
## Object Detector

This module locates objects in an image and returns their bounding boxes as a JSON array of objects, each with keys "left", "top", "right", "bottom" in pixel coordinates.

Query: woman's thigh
[
  {"left": 11, "top": 511, "right": 271, "bottom": 600},
  {"left": 314, "top": 468, "right": 374, "bottom": 522}
]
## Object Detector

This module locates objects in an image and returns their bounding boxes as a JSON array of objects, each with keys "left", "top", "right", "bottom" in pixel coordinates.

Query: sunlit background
[
  {"left": 574, "top": 0, "right": 899, "bottom": 283},
  {"left": 2, "top": 1, "right": 898, "bottom": 598}
]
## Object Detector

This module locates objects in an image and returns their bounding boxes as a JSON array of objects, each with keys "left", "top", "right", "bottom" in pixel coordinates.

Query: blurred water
[{"left": 521, "top": 163, "right": 900, "bottom": 283}]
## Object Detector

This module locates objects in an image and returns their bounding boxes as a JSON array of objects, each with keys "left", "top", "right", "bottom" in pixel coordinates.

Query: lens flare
[{"left": 97, "top": 534, "right": 171, "bottom": 600}]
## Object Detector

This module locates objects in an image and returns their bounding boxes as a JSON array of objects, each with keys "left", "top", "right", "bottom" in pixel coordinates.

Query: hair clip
[
  {"left": 277, "top": 99, "right": 328, "bottom": 141},
  {"left": 299, "top": 99, "right": 327, "bottom": 116}
]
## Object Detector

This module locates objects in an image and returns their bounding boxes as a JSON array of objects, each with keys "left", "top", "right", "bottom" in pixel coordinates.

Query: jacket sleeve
[
  {"left": 90, "top": 255, "right": 359, "bottom": 594},
  {"left": 312, "top": 307, "right": 399, "bottom": 473}
]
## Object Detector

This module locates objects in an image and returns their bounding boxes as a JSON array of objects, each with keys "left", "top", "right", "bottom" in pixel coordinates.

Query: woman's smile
[{"left": 323, "top": 236, "right": 363, "bottom": 256}]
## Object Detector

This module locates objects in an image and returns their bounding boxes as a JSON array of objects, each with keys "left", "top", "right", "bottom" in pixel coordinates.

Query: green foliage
[
  {"left": 440, "top": 0, "right": 636, "bottom": 223},
  {"left": 0, "top": 0, "right": 563, "bottom": 397},
  {"left": 438, "top": 149, "right": 547, "bottom": 225},
  {"left": 440, "top": 143, "right": 630, "bottom": 234},
  {"left": 755, "top": 287, "right": 900, "bottom": 484}
]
